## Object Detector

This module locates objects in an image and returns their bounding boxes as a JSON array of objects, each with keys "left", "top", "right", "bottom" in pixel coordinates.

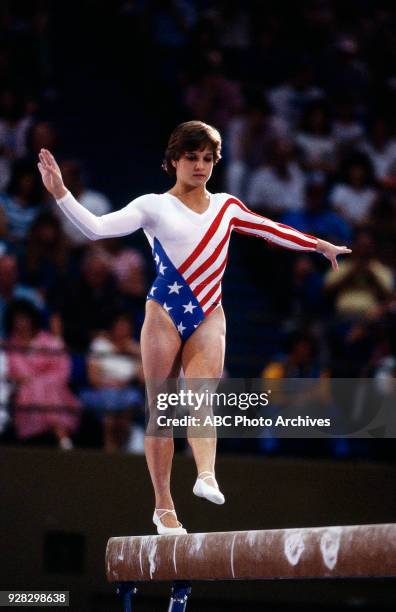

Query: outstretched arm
[
  {"left": 233, "top": 199, "right": 351, "bottom": 271},
  {"left": 38, "top": 148, "right": 150, "bottom": 240}
]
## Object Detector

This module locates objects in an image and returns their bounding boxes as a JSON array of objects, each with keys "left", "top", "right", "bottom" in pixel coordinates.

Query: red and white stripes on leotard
[{"left": 178, "top": 197, "right": 318, "bottom": 317}]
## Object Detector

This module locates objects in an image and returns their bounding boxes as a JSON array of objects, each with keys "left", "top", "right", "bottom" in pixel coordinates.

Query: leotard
[{"left": 56, "top": 191, "right": 318, "bottom": 340}]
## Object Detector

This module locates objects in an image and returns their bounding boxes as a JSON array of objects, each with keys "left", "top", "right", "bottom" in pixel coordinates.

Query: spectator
[
  {"left": 0, "top": 254, "right": 44, "bottom": 339},
  {"left": 329, "top": 153, "right": 377, "bottom": 226},
  {"left": 18, "top": 212, "right": 70, "bottom": 302},
  {"left": 5, "top": 299, "right": 81, "bottom": 449},
  {"left": 367, "top": 190, "right": 396, "bottom": 267},
  {"left": 360, "top": 117, "right": 396, "bottom": 180},
  {"left": 0, "top": 159, "right": 45, "bottom": 243},
  {"left": 332, "top": 97, "right": 364, "bottom": 150},
  {"left": 324, "top": 229, "right": 394, "bottom": 320},
  {"left": 0, "top": 205, "right": 14, "bottom": 256},
  {"left": 326, "top": 319, "right": 378, "bottom": 378},
  {"left": 184, "top": 54, "right": 243, "bottom": 132},
  {"left": 280, "top": 180, "right": 352, "bottom": 246},
  {"left": 0, "top": 89, "right": 34, "bottom": 190},
  {"left": 80, "top": 311, "right": 143, "bottom": 452},
  {"left": 324, "top": 36, "right": 370, "bottom": 105},
  {"left": 55, "top": 252, "right": 122, "bottom": 351},
  {"left": 225, "top": 94, "right": 287, "bottom": 200},
  {"left": 260, "top": 332, "right": 332, "bottom": 456},
  {"left": 26, "top": 120, "right": 58, "bottom": 162},
  {"left": 246, "top": 137, "right": 306, "bottom": 216},
  {"left": 382, "top": 157, "right": 396, "bottom": 191},
  {"left": 295, "top": 102, "right": 336, "bottom": 178},
  {"left": 267, "top": 62, "right": 324, "bottom": 129},
  {"left": 278, "top": 255, "right": 324, "bottom": 322},
  {"left": 263, "top": 331, "right": 327, "bottom": 378}
]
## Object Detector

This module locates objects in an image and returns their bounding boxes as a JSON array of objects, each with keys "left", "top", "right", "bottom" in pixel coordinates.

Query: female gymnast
[{"left": 38, "top": 121, "right": 351, "bottom": 534}]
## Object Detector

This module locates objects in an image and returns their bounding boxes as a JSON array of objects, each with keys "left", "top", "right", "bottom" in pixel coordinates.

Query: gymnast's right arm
[{"left": 37, "top": 148, "right": 150, "bottom": 239}]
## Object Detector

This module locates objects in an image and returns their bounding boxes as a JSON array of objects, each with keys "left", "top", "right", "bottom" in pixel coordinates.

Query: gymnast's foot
[
  {"left": 193, "top": 471, "right": 225, "bottom": 505},
  {"left": 153, "top": 509, "right": 187, "bottom": 535}
]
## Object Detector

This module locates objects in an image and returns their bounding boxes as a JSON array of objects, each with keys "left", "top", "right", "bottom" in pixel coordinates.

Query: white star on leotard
[
  {"left": 177, "top": 322, "right": 186, "bottom": 334},
  {"left": 182, "top": 301, "right": 197, "bottom": 314},
  {"left": 168, "top": 281, "right": 183, "bottom": 294},
  {"left": 150, "top": 286, "right": 157, "bottom": 296},
  {"left": 159, "top": 261, "right": 167, "bottom": 275},
  {"left": 154, "top": 253, "right": 160, "bottom": 265},
  {"left": 193, "top": 324, "right": 198, "bottom": 328},
  {"left": 163, "top": 303, "right": 172, "bottom": 313}
]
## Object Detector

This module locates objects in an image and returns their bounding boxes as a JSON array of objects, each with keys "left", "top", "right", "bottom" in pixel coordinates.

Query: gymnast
[{"left": 38, "top": 120, "right": 351, "bottom": 535}]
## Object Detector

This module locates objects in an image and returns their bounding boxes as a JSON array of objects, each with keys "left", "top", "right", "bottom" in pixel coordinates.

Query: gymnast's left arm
[{"left": 233, "top": 200, "right": 352, "bottom": 271}]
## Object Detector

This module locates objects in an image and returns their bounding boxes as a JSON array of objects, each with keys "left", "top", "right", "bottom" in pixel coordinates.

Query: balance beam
[{"left": 106, "top": 523, "right": 396, "bottom": 583}]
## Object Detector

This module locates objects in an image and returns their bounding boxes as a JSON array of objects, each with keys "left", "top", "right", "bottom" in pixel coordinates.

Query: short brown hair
[{"left": 162, "top": 120, "right": 222, "bottom": 177}]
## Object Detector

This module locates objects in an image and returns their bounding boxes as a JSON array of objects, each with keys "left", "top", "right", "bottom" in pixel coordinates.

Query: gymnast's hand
[
  {"left": 37, "top": 148, "right": 68, "bottom": 200},
  {"left": 316, "top": 239, "right": 352, "bottom": 271}
]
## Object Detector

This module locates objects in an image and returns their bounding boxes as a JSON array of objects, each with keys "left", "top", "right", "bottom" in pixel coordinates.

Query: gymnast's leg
[
  {"left": 141, "top": 300, "right": 182, "bottom": 528},
  {"left": 182, "top": 305, "right": 226, "bottom": 492}
]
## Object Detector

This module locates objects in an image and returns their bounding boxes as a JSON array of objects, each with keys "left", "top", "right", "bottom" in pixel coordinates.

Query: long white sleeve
[
  {"left": 56, "top": 190, "right": 155, "bottom": 240},
  {"left": 232, "top": 198, "right": 318, "bottom": 251}
]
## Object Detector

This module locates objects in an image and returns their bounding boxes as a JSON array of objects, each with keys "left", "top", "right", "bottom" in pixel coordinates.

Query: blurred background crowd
[{"left": 0, "top": 0, "right": 395, "bottom": 459}]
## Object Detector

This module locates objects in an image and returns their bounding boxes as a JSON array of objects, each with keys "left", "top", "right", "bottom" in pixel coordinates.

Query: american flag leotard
[{"left": 56, "top": 191, "right": 318, "bottom": 340}]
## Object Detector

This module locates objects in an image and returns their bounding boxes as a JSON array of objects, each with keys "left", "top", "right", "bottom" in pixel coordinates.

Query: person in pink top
[{"left": 5, "top": 299, "right": 81, "bottom": 449}]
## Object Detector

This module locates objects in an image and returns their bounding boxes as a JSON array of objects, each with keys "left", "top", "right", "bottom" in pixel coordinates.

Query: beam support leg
[
  {"left": 116, "top": 582, "right": 137, "bottom": 612},
  {"left": 167, "top": 581, "right": 192, "bottom": 612}
]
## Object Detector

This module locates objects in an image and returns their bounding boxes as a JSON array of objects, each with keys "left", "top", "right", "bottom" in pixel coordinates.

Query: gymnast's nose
[{"left": 194, "top": 157, "right": 204, "bottom": 171}]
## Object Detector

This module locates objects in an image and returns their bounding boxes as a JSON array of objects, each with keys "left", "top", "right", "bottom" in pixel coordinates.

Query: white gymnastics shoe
[
  {"left": 193, "top": 471, "right": 225, "bottom": 505},
  {"left": 153, "top": 509, "right": 187, "bottom": 535}
]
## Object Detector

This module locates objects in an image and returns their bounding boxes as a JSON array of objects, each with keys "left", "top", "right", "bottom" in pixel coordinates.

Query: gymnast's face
[{"left": 173, "top": 147, "right": 214, "bottom": 188}]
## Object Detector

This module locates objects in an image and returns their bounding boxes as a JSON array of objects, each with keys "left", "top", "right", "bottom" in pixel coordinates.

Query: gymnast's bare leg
[
  {"left": 182, "top": 305, "right": 226, "bottom": 491},
  {"left": 141, "top": 300, "right": 182, "bottom": 529}
]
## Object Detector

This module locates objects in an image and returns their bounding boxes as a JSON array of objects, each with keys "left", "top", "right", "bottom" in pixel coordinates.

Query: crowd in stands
[{"left": 0, "top": 1, "right": 395, "bottom": 458}]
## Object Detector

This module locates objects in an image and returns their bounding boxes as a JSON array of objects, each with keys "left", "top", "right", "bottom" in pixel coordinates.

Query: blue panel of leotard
[{"left": 146, "top": 237, "right": 205, "bottom": 340}]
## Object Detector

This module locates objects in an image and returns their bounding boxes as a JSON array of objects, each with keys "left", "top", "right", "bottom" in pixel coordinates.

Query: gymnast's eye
[{"left": 184, "top": 152, "right": 213, "bottom": 162}]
